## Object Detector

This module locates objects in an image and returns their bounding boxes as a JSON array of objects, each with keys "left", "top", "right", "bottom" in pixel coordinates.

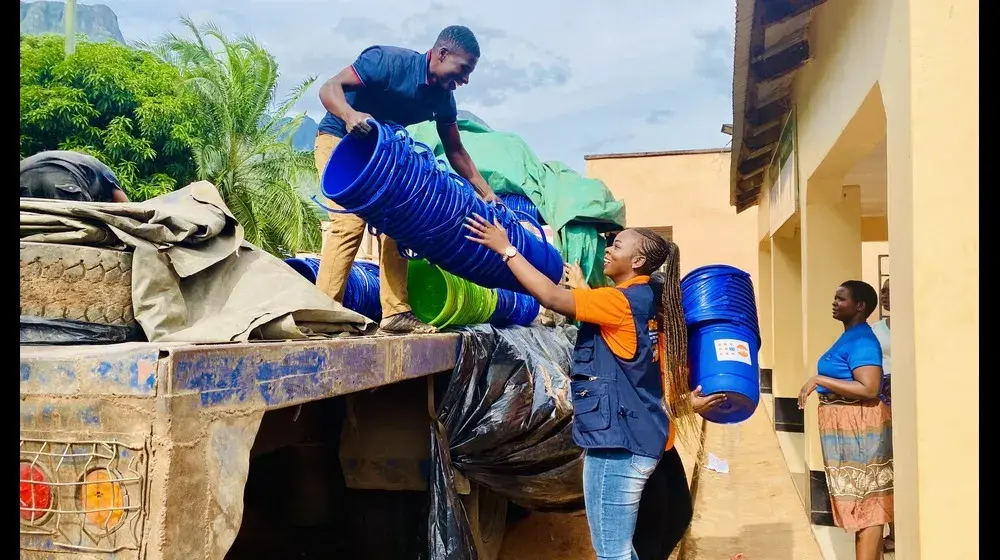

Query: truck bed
[{"left": 20, "top": 333, "right": 461, "bottom": 409}]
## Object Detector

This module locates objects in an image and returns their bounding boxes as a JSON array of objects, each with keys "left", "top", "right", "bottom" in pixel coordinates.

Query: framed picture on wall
[{"left": 877, "top": 253, "right": 890, "bottom": 319}]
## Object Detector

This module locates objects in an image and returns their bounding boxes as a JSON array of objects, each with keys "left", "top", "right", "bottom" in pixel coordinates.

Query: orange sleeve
[
  {"left": 571, "top": 287, "right": 637, "bottom": 360},
  {"left": 664, "top": 423, "right": 676, "bottom": 451}
]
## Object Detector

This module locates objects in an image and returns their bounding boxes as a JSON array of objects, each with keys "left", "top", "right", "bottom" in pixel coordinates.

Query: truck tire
[
  {"left": 19, "top": 242, "right": 136, "bottom": 327},
  {"left": 461, "top": 482, "right": 508, "bottom": 560}
]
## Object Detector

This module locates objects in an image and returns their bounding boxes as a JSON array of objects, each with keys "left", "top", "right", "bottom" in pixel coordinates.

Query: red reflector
[{"left": 19, "top": 463, "right": 52, "bottom": 522}]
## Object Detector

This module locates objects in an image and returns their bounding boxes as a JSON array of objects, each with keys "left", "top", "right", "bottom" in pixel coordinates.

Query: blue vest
[{"left": 570, "top": 284, "right": 669, "bottom": 459}]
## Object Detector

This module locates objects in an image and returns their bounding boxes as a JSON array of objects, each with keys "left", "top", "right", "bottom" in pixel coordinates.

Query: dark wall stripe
[
  {"left": 809, "top": 470, "right": 836, "bottom": 526},
  {"left": 773, "top": 397, "right": 804, "bottom": 432},
  {"left": 760, "top": 368, "right": 773, "bottom": 394}
]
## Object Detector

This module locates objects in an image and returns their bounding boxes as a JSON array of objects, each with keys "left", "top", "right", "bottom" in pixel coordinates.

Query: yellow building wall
[
  {"left": 759, "top": 0, "right": 979, "bottom": 557},
  {"left": 585, "top": 151, "right": 759, "bottom": 284},
  {"left": 793, "top": 0, "right": 893, "bottom": 182}
]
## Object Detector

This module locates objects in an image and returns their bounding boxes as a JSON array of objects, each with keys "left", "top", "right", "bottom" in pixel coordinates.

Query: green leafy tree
[
  {"left": 144, "top": 18, "right": 322, "bottom": 256},
  {"left": 19, "top": 33, "right": 200, "bottom": 200}
]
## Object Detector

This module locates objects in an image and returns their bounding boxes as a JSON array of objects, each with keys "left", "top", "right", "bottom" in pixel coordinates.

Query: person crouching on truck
[
  {"left": 20, "top": 150, "right": 130, "bottom": 203},
  {"left": 562, "top": 263, "right": 725, "bottom": 560},
  {"left": 465, "top": 216, "right": 688, "bottom": 560},
  {"left": 313, "top": 25, "right": 498, "bottom": 334}
]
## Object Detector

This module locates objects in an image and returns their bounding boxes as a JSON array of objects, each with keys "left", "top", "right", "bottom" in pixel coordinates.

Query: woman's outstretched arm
[{"left": 464, "top": 214, "right": 577, "bottom": 317}]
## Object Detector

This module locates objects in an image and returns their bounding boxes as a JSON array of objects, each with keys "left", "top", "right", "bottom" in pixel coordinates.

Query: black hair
[
  {"left": 434, "top": 25, "right": 480, "bottom": 58},
  {"left": 632, "top": 228, "right": 670, "bottom": 275},
  {"left": 644, "top": 236, "right": 697, "bottom": 446},
  {"left": 840, "top": 280, "right": 879, "bottom": 319}
]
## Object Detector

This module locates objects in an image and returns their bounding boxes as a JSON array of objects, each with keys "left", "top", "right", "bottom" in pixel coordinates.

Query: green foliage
[
  {"left": 19, "top": 33, "right": 200, "bottom": 201},
  {"left": 143, "top": 18, "right": 322, "bottom": 256}
]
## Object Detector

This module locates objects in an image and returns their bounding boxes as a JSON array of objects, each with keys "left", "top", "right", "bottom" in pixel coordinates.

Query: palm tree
[{"left": 142, "top": 17, "right": 322, "bottom": 256}]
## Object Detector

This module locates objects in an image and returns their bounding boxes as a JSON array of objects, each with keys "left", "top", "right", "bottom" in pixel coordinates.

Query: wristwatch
[{"left": 502, "top": 245, "right": 518, "bottom": 263}]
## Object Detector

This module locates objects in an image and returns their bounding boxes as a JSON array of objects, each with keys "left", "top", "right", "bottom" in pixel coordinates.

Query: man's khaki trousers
[{"left": 313, "top": 133, "right": 410, "bottom": 319}]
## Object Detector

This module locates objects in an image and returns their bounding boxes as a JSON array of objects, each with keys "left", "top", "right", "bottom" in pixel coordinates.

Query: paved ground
[
  {"left": 682, "top": 406, "right": 823, "bottom": 560},
  {"left": 498, "top": 405, "right": 826, "bottom": 560},
  {"left": 499, "top": 510, "right": 595, "bottom": 560},
  {"left": 498, "top": 428, "right": 701, "bottom": 560}
]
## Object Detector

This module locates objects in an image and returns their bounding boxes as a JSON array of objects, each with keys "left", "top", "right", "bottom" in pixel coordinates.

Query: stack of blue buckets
[
  {"left": 284, "top": 257, "right": 383, "bottom": 322},
  {"left": 681, "top": 264, "right": 762, "bottom": 424}
]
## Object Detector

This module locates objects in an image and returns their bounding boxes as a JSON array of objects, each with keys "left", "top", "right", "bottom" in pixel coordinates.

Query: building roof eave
[
  {"left": 729, "top": 0, "right": 829, "bottom": 214},
  {"left": 730, "top": 0, "right": 755, "bottom": 210}
]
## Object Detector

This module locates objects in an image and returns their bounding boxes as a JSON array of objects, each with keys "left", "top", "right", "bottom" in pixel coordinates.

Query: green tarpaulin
[{"left": 407, "top": 119, "right": 625, "bottom": 287}]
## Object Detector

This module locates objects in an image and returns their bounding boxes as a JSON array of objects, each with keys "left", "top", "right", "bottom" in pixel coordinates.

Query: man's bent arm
[
  {"left": 438, "top": 122, "right": 496, "bottom": 200},
  {"left": 319, "top": 67, "right": 365, "bottom": 122}
]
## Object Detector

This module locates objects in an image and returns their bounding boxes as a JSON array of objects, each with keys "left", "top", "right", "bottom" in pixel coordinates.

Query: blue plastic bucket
[
  {"left": 681, "top": 263, "right": 762, "bottom": 424},
  {"left": 317, "top": 120, "right": 565, "bottom": 294},
  {"left": 284, "top": 257, "right": 382, "bottom": 321},
  {"left": 688, "top": 322, "right": 760, "bottom": 424},
  {"left": 284, "top": 257, "right": 321, "bottom": 284},
  {"left": 321, "top": 128, "right": 381, "bottom": 204}
]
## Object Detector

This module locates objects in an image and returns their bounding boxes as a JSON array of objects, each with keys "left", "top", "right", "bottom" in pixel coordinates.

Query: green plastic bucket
[
  {"left": 408, "top": 260, "right": 499, "bottom": 328},
  {"left": 408, "top": 259, "right": 455, "bottom": 326},
  {"left": 440, "top": 272, "right": 468, "bottom": 328}
]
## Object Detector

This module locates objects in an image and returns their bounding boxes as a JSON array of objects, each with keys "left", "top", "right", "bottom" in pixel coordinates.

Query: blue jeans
[{"left": 583, "top": 448, "right": 659, "bottom": 560}]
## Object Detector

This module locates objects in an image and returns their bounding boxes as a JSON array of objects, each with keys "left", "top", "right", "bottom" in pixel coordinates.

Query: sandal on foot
[{"left": 379, "top": 312, "right": 437, "bottom": 334}]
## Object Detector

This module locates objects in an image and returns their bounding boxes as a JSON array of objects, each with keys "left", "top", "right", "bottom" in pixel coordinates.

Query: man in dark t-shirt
[
  {"left": 313, "top": 25, "right": 494, "bottom": 334},
  {"left": 20, "top": 150, "right": 129, "bottom": 203}
]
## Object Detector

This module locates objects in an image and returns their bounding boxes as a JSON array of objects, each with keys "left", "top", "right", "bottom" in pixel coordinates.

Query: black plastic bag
[
  {"left": 19, "top": 315, "right": 145, "bottom": 345},
  {"left": 428, "top": 324, "right": 584, "bottom": 559},
  {"left": 428, "top": 422, "right": 479, "bottom": 560}
]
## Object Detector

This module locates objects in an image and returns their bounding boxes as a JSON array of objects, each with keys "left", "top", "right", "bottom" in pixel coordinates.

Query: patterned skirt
[
  {"left": 879, "top": 375, "right": 892, "bottom": 408},
  {"left": 818, "top": 394, "right": 894, "bottom": 529}
]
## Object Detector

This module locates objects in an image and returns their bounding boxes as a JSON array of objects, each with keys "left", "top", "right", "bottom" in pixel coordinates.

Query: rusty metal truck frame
[{"left": 19, "top": 333, "right": 461, "bottom": 559}]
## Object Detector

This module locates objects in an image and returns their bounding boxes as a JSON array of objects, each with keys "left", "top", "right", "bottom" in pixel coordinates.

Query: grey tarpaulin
[{"left": 19, "top": 181, "right": 371, "bottom": 342}]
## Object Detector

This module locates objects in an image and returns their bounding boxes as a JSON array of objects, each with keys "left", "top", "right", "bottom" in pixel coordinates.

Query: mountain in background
[
  {"left": 20, "top": 1, "right": 125, "bottom": 44},
  {"left": 457, "top": 110, "right": 489, "bottom": 129},
  {"left": 278, "top": 115, "right": 321, "bottom": 151}
]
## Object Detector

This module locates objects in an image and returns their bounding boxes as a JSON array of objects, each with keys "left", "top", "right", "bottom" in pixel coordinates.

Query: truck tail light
[
  {"left": 19, "top": 462, "right": 52, "bottom": 522},
  {"left": 80, "top": 469, "right": 127, "bottom": 531}
]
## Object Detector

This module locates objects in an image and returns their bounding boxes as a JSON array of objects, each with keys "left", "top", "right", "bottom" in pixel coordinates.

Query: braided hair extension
[{"left": 636, "top": 230, "right": 698, "bottom": 449}]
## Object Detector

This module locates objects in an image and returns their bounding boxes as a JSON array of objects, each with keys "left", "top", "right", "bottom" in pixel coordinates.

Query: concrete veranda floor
[
  {"left": 498, "top": 396, "right": 896, "bottom": 559},
  {"left": 760, "top": 394, "right": 896, "bottom": 560},
  {"left": 679, "top": 402, "right": 823, "bottom": 560}
]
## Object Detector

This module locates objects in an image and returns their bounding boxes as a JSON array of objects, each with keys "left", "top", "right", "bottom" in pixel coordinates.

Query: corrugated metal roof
[
  {"left": 585, "top": 147, "right": 732, "bottom": 161},
  {"left": 729, "top": 0, "right": 829, "bottom": 213}
]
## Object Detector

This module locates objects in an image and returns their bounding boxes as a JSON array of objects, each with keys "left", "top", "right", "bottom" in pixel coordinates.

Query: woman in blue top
[
  {"left": 465, "top": 215, "right": 692, "bottom": 560},
  {"left": 798, "top": 280, "right": 892, "bottom": 560}
]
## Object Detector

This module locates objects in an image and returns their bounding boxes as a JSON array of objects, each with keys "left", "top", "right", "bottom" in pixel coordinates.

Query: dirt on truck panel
[
  {"left": 20, "top": 333, "right": 461, "bottom": 405},
  {"left": 19, "top": 333, "right": 462, "bottom": 559}
]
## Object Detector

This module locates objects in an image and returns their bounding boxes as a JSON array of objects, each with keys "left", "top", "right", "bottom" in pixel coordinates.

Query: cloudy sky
[{"left": 99, "top": 0, "right": 735, "bottom": 171}]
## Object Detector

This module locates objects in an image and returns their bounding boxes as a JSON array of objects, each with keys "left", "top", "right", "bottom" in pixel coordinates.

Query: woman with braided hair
[
  {"left": 565, "top": 243, "right": 725, "bottom": 560},
  {"left": 465, "top": 215, "right": 691, "bottom": 560}
]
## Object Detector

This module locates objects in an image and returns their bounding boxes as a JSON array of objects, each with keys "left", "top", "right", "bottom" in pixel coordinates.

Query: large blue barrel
[{"left": 681, "top": 264, "right": 761, "bottom": 424}]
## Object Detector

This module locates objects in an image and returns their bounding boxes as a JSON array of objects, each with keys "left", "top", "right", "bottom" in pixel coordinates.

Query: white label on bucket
[{"left": 714, "top": 339, "right": 752, "bottom": 365}]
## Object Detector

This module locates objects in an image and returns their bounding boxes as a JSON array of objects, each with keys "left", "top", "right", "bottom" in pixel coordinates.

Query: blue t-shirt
[
  {"left": 815, "top": 323, "right": 883, "bottom": 394},
  {"left": 317, "top": 46, "right": 459, "bottom": 138}
]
